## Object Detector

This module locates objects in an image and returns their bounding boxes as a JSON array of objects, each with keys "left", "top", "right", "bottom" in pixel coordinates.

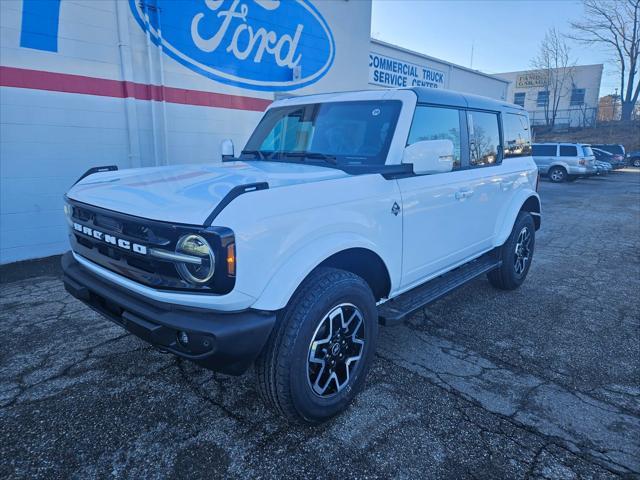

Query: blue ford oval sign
[{"left": 129, "top": 0, "right": 335, "bottom": 91}]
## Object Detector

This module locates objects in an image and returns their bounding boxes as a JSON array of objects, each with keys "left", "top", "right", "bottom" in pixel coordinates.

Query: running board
[{"left": 378, "top": 250, "right": 501, "bottom": 326}]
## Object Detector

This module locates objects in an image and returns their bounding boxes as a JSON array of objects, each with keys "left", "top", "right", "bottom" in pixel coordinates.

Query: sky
[{"left": 371, "top": 0, "right": 619, "bottom": 95}]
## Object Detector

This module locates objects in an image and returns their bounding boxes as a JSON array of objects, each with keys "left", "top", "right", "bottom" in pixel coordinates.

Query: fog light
[{"left": 177, "top": 331, "right": 190, "bottom": 347}]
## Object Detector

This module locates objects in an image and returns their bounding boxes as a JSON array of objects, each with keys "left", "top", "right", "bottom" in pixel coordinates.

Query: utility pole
[{"left": 470, "top": 41, "right": 474, "bottom": 69}]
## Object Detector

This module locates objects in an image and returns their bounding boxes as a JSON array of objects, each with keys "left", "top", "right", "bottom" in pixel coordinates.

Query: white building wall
[
  {"left": 0, "top": 0, "right": 372, "bottom": 264},
  {"left": 369, "top": 39, "right": 509, "bottom": 100},
  {"left": 495, "top": 64, "right": 604, "bottom": 127}
]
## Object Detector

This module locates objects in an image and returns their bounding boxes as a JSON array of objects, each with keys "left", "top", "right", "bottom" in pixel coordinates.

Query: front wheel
[
  {"left": 633, "top": 158, "right": 640, "bottom": 167},
  {"left": 488, "top": 211, "right": 535, "bottom": 290},
  {"left": 255, "top": 267, "right": 378, "bottom": 424}
]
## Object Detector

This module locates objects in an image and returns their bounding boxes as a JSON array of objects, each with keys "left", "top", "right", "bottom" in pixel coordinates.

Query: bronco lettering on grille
[{"left": 73, "top": 223, "right": 148, "bottom": 255}]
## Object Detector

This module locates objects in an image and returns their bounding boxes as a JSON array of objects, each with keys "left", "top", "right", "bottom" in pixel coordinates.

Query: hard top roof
[{"left": 407, "top": 87, "right": 524, "bottom": 113}]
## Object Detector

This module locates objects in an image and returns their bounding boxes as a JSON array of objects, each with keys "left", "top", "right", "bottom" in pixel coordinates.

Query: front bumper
[{"left": 61, "top": 252, "right": 276, "bottom": 375}]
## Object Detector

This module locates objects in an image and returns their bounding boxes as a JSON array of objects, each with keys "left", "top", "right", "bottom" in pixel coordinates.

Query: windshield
[{"left": 243, "top": 100, "right": 402, "bottom": 167}]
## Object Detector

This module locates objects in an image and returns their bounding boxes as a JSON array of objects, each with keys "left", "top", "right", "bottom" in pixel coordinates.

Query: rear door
[{"left": 463, "top": 109, "right": 505, "bottom": 250}]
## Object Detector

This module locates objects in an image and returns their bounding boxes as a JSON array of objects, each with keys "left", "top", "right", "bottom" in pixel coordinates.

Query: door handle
[{"left": 455, "top": 189, "right": 474, "bottom": 200}]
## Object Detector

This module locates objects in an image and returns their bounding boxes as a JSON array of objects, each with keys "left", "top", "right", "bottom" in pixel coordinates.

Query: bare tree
[
  {"left": 570, "top": 0, "right": 640, "bottom": 122},
  {"left": 531, "top": 28, "right": 575, "bottom": 128}
]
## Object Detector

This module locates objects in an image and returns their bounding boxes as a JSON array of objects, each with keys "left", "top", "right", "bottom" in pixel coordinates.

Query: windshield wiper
[
  {"left": 304, "top": 152, "right": 338, "bottom": 165},
  {"left": 240, "top": 150, "right": 267, "bottom": 160},
  {"left": 280, "top": 151, "right": 338, "bottom": 165}
]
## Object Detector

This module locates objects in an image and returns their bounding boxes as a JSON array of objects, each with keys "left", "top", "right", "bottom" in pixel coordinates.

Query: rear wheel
[
  {"left": 255, "top": 267, "right": 378, "bottom": 424},
  {"left": 548, "top": 166, "right": 567, "bottom": 183},
  {"left": 488, "top": 211, "right": 535, "bottom": 290}
]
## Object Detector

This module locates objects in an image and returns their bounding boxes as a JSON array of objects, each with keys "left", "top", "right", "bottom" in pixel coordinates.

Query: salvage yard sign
[{"left": 369, "top": 52, "right": 446, "bottom": 89}]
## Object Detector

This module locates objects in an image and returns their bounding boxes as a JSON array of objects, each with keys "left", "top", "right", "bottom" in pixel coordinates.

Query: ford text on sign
[
  {"left": 129, "top": 0, "right": 335, "bottom": 91},
  {"left": 369, "top": 53, "right": 445, "bottom": 89}
]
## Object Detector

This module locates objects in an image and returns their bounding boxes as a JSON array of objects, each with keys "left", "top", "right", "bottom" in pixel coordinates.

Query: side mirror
[
  {"left": 220, "top": 138, "right": 235, "bottom": 161},
  {"left": 402, "top": 139, "right": 454, "bottom": 174}
]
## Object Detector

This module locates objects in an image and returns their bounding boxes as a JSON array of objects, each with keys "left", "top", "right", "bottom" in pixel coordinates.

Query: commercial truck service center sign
[{"left": 369, "top": 52, "right": 445, "bottom": 88}]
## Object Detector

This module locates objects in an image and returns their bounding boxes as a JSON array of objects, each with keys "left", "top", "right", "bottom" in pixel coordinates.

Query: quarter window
[
  {"left": 559, "top": 145, "right": 578, "bottom": 157},
  {"left": 514, "top": 92, "right": 526, "bottom": 107},
  {"left": 503, "top": 113, "right": 532, "bottom": 158},
  {"left": 468, "top": 111, "right": 501, "bottom": 166},
  {"left": 537, "top": 91, "right": 549, "bottom": 107},
  {"left": 408, "top": 106, "right": 461, "bottom": 169}
]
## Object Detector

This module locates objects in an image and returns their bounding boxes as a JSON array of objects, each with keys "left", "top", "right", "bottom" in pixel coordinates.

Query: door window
[
  {"left": 503, "top": 113, "right": 532, "bottom": 158},
  {"left": 468, "top": 111, "right": 501, "bottom": 166},
  {"left": 559, "top": 145, "right": 578, "bottom": 157},
  {"left": 407, "top": 106, "right": 461, "bottom": 169},
  {"left": 532, "top": 144, "right": 557, "bottom": 156}
]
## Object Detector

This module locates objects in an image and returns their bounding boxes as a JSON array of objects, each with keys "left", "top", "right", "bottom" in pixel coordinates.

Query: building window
[
  {"left": 570, "top": 88, "right": 585, "bottom": 106},
  {"left": 537, "top": 91, "right": 549, "bottom": 107},
  {"left": 514, "top": 92, "right": 526, "bottom": 107}
]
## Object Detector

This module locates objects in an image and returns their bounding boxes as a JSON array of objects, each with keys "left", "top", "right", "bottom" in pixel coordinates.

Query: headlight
[{"left": 175, "top": 234, "right": 215, "bottom": 284}]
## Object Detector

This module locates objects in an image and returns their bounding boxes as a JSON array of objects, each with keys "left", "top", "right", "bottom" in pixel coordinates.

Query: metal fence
[{"left": 529, "top": 107, "right": 598, "bottom": 131}]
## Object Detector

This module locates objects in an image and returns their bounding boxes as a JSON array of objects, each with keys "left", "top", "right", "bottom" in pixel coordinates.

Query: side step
[{"left": 378, "top": 250, "right": 501, "bottom": 326}]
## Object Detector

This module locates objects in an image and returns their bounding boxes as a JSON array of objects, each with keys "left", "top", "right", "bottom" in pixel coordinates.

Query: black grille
[{"left": 66, "top": 198, "right": 235, "bottom": 293}]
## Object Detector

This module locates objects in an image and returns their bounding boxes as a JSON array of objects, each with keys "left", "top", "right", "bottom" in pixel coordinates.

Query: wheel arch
[
  {"left": 251, "top": 237, "right": 394, "bottom": 311},
  {"left": 494, "top": 192, "right": 541, "bottom": 247}
]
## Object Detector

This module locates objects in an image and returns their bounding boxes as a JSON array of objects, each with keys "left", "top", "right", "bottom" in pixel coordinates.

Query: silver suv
[{"left": 532, "top": 143, "right": 596, "bottom": 183}]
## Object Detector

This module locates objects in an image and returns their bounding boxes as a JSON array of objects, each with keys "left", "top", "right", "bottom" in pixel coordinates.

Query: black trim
[
  {"left": 74, "top": 165, "right": 118, "bottom": 185},
  {"left": 65, "top": 198, "right": 236, "bottom": 294},
  {"left": 203, "top": 182, "right": 269, "bottom": 226},
  {"left": 62, "top": 252, "right": 276, "bottom": 375}
]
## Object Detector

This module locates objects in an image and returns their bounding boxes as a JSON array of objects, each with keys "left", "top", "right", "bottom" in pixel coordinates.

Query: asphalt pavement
[{"left": 1, "top": 169, "right": 639, "bottom": 479}]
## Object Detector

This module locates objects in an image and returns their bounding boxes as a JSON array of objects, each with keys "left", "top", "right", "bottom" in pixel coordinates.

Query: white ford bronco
[{"left": 62, "top": 88, "right": 540, "bottom": 423}]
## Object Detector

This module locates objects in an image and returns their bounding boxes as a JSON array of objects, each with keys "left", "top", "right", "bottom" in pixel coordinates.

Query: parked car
[
  {"left": 594, "top": 160, "right": 612, "bottom": 175},
  {"left": 626, "top": 150, "right": 640, "bottom": 167},
  {"left": 592, "top": 147, "right": 626, "bottom": 169},
  {"left": 591, "top": 144, "right": 625, "bottom": 158},
  {"left": 532, "top": 143, "right": 596, "bottom": 182},
  {"left": 61, "top": 87, "right": 541, "bottom": 423}
]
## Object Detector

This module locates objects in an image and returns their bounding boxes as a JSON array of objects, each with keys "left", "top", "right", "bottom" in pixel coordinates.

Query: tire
[
  {"left": 633, "top": 158, "right": 640, "bottom": 167},
  {"left": 548, "top": 166, "right": 567, "bottom": 183},
  {"left": 255, "top": 267, "right": 378, "bottom": 424},
  {"left": 488, "top": 211, "right": 535, "bottom": 290}
]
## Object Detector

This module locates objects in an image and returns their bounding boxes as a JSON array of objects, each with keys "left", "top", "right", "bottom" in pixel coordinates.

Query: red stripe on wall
[{"left": 0, "top": 66, "right": 272, "bottom": 112}]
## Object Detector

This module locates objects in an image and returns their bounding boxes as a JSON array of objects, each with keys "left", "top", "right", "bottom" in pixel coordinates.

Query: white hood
[{"left": 67, "top": 161, "right": 348, "bottom": 225}]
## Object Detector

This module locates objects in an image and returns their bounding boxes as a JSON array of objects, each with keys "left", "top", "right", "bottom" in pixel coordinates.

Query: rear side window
[
  {"left": 503, "top": 113, "right": 532, "bottom": 158},
  {"left": 468, "top": 111, "right": 501, "bottom": 166},
  {"left": 408, "top": 106, "right": 462, "bottom": 169},
  {"left": 532, "top": 144, "right": 557, "bottom": 156},
  {"left": 560, "top": 146, "right": 578, "bottom": 157}
]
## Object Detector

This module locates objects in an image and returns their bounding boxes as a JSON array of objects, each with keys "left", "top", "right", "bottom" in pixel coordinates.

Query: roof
[{"left": 407, "top": 87, "right": 524, "bottom": 113}]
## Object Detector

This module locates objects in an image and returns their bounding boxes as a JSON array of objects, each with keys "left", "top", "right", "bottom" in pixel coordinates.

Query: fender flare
[
  {"left": 251, "top": 233, "right": 391, "bottom": 311},
  {"left": 493, "top": 191, "right": 541, "bottom": 247}
]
